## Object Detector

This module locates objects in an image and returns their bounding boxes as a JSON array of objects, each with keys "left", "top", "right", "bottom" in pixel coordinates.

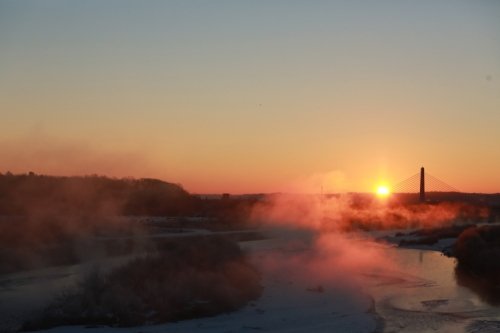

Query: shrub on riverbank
[
  {"left": 454, "top": 225, "right": 500, "bottom": 278},
  {"left": 22, "top": 237, "right": 262, "bottom": 330}
]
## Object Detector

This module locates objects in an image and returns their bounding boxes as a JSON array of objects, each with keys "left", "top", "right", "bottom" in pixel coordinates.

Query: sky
[{"left": 1, "top": 0, "right": 500, "bottom": 193}]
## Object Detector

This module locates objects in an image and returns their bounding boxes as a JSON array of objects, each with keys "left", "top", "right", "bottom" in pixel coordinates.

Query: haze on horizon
[{"left": 1, "top": 0, "right": 499, "bottom": 194}]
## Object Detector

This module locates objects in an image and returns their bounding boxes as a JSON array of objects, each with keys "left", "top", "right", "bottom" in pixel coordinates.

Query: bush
[
  {"left": 454, "top": 225, "right": 500, "bottom": 278},
  {"left": 22, "top": 237, "right": 262, "bottom": 330}
]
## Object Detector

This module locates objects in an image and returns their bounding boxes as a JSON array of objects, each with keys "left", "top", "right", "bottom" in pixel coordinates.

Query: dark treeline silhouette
[
  {"left": 0, "top": 173, "right": 196, "bottom": 273},
  {"left": 196, "top": 194, "right": 261, "bottom": 230},
  {"left": 0, "top": 172, "right": 194, "bottom": 216},
  {"left": 0, "top": 173, "right": 260, "bottom": 274}
]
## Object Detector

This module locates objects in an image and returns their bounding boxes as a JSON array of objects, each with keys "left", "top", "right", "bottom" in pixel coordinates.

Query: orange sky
[{"left": 1, "top": 1, "right": 500, "bottom": 193}]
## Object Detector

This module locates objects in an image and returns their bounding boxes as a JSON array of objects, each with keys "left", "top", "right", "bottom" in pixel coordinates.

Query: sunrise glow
[
  {"left": 1, "top": 1, "right": 500, "bottom": 194},
  {"left": 376, "top": 185, "right": 391, "bottom": 198}
]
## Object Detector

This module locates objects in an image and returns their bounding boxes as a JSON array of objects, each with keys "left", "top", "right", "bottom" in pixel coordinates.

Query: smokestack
[{"left": 419, "top": 167, "right": 425, "bottom": 203}]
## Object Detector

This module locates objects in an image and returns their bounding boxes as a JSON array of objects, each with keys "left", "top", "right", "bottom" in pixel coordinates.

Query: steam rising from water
[
  {"left": 251, "top": 193, "right": 481, "bottom": 231},
  {"left": 248, "top": 192, "right": 483, "bottom": 296}
]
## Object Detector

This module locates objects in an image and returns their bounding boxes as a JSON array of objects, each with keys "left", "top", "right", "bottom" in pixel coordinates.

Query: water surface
[{"left": 368, "top": 247, "right": 500, "bottom": 333}]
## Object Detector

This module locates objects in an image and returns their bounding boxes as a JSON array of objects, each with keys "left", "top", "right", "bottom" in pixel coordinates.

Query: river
[
  {"left": 367, "top": 247, "right": 500, "bottom": 333},
  {"left": 1, "top": 238, "right": 500, "bottom": 333}
]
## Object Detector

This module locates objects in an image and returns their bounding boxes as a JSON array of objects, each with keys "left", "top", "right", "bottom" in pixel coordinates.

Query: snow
[{"left": 397, "top": 237, "right": 457, "bottom": 253}]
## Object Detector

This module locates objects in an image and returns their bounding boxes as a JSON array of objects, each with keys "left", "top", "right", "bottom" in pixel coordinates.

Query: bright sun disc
[{"left": 376, "top": 185, "right": 390, "bottom": 197}]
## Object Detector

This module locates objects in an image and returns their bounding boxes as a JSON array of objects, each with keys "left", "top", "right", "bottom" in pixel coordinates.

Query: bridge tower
[
  {"left": 419, "top": 167, "right": 425, "bottom": 202},
  {"left": 391, "top": 167, "right": 458, "bottom": 197}
]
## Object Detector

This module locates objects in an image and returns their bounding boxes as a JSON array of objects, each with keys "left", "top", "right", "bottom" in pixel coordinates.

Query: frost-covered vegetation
[{"left": 22, "top": 236, "right": 262, "bottom": 330}]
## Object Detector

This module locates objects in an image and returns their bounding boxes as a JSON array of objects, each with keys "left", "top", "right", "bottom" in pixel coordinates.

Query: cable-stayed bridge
[
  {"left": 392, "top": 167, "right": 460, "bottom": 202},
  {"left": 389, "top": 169, "right": 500, "bottom": 222}
]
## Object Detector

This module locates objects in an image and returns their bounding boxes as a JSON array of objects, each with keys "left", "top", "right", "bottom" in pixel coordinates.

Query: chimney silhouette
[{"left": 419, "top": 167, "right": 425, "bottom": 203}]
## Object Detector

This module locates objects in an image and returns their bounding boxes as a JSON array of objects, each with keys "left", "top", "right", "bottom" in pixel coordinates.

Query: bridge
[
  {"left": 390, "top": 169, "right": 500, "bottom": 223},
  {"left": 392, "top": 167, "right": 460, "bottom": 202}
]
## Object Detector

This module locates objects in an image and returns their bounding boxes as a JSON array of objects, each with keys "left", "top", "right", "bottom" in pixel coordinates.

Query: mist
[
  {"left": 0, "top": 134, "right": 159, "bottom": 181},
  {"left": 251, "top": 193, "right": 486, "bottom": 232},
  {"left": 244, "top": 192, "right": 488, "bottom": 302}
]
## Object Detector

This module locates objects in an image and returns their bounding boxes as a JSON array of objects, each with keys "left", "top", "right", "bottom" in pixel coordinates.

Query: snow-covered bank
[
  {"left": 0, "top": 254, "right": 139, "bottom": 332},
  {"left": 378, "top": 228, "right": 458, "bottom": 254}
]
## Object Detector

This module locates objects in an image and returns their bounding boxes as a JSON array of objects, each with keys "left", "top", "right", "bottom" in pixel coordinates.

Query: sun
[{"left": 376, "top": 185, "right": 391, "bottom": 197}]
